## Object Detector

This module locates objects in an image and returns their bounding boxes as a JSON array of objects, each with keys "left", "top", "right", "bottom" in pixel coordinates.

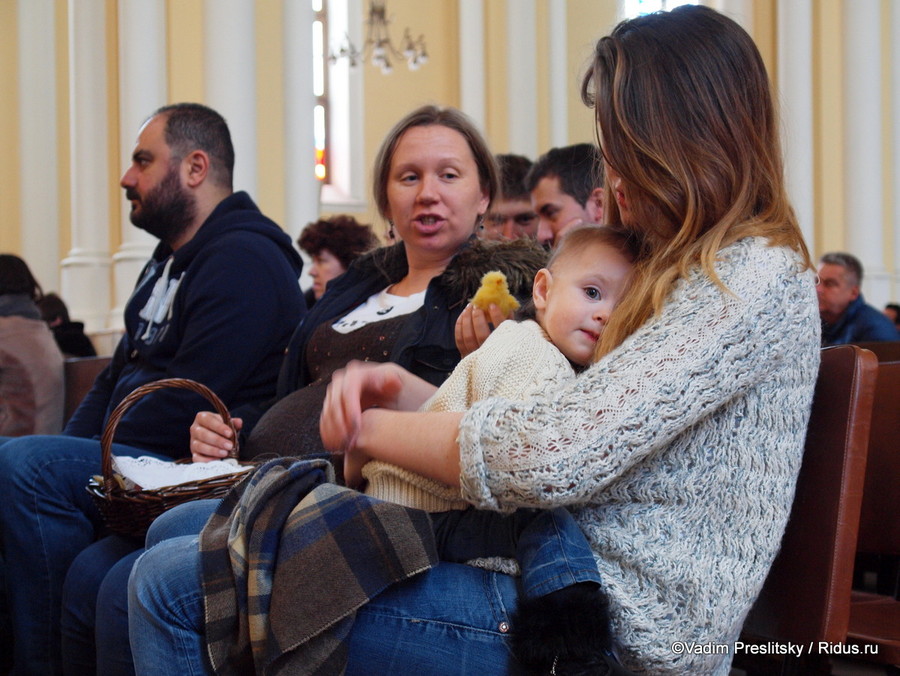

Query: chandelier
[{"left": 329, "top": 1, "right": 428, "bottom": 74}]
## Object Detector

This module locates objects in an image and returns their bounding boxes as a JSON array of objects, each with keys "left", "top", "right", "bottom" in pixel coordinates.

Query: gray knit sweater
[{"left": 457, "top": 237, "right": 821, "bottom": 675}]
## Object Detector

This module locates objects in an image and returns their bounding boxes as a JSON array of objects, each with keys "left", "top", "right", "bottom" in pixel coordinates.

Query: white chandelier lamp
[{"left": 329, "top": 1, "right": 428, "bottom": 74}]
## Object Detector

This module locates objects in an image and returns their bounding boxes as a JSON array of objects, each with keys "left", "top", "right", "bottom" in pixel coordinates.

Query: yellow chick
[{"left": 470, "top": 271, "right": 520, "bottom": 315}]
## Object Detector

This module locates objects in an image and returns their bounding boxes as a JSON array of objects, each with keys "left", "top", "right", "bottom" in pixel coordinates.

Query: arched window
[
  {"left": 315, "top": 0, "right": 367, "bottom": 211},
  {"left": 312, "top": 0, "right": 330, "bottom": 183}
]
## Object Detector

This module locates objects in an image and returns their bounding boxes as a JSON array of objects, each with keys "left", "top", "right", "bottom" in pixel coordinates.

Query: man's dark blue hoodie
[{"left": 64, "top": 191, "right": 305, "bottom": 457}]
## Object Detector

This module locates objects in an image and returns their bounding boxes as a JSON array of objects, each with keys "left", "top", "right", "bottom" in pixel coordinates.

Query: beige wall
[
  {"left": 1, "top": 0, "right": 898, "bottom": 320},
  {"left": 814, "top": 0, "right": 846, "bottom": 254},
  {"left": 54, "top": 0, "right": 72, "bottom": 263}
]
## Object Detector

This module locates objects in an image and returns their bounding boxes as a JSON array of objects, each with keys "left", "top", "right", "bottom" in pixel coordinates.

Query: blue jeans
[
  {"left": 60, "top": 502, "right": 220, "bottom": 675},
  {"left": 0, "top": 434, "right": 166, "bottom": 676},
  {"left": 128, "top": 499, "right": 599, "bottom": 674}
]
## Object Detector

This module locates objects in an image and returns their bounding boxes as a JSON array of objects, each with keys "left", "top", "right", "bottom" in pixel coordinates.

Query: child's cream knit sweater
[{"left": 363, "top": 319, "right": 575, "bottom": 511}]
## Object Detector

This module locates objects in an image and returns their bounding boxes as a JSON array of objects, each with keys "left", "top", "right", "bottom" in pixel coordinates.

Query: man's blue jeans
[
  {"left": 61, "top": 536, "right": 142, "bottom": 676},
  {"left": 0, "top": 435, "right": 165, "bottom": 675},
  {"left": 127, "top": 499, "right": 601, "bottom": 675},
  {"left": 60, "top": 505, "right": 214, "bottom": 676}
]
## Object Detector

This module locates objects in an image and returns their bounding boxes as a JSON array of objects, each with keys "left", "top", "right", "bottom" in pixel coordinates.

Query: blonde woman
[{"left": 130, "top": 7, "right": 820, "bottom": 674}]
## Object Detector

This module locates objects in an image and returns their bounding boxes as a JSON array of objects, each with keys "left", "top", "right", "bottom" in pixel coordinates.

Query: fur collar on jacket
[{"left": 361, "top": 237, "right": 548, "bottom": 308}]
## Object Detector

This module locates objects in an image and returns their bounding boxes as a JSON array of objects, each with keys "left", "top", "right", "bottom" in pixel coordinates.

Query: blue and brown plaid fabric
[{"left": 200, "top": 457, "right": 438, "bottom": 675}]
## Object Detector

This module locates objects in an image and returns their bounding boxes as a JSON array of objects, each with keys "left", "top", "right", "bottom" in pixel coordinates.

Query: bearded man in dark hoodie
[{"left": 0, "top": 103, "right": 305, "bottom": 675}]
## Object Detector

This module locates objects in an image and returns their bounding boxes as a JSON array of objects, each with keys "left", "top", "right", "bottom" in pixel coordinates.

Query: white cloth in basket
[{"left": 111, "top": 455, "right": 252, "bottom": 491}]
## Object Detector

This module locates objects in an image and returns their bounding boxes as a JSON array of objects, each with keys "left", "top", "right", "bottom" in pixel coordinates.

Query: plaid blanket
[{"left": 200, "top": 457, "right": 439, "bottom": 675}]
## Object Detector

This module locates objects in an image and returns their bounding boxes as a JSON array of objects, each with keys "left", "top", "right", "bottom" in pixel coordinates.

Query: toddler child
[
  {"left": 360, "top": 224, "right": 639, "bottom": 675},
  {"left": 362, "top": 224, "right": 637, "bottom": 507}
]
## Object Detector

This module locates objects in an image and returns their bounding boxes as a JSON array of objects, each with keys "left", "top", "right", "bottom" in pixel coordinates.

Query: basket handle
[{"left": 99, "top": 378, "right": 239, "bottom": 493}]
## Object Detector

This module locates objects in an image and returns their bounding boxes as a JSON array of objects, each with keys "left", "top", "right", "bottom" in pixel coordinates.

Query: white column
[
  {"left": 284, "top": 0, "right": 320, "bottom": 242},
  {"left": 506, "top": 0, "right": 538, "bottom": 158},
  {"left": 112, "top": 0, "right": 166, "bottom": 329},
  {"left": 843, "top": 0, "right": 888, "bottom": 306},
  {"left": 17, "top": 0, "right": 60, "bottom": 293},
  {"left": 204, "top": 0, "right": 258, "bottom": 197},
  {"left": 891, "top": 0, "right": 900, "bottom": 302},
  {"left": 777, "top": 0, "right": 815, "bottom": 250},
  {"left": 458, "top": 0, "right": 486, "bottom": 132},
  {"left": 548, "top": 0, "right": 568, "bottom": 148},
  {"left": 61, "top": 0, "right": 111, "bottom": 333}
]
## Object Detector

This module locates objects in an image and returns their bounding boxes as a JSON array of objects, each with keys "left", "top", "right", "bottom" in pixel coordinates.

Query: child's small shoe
[{"left": 511, "top": 582, "right": 633, "bottom": 675}]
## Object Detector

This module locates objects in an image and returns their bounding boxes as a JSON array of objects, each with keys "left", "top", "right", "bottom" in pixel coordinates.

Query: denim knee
[
  {"left": 96, "top": 551, "right": 143, "bottom": 676},
  {"left": 128, "top": 535, "right": 207, "bottom": 674},
  {"left": 145, "top": 499, "right": 219, "bottom": 548}
]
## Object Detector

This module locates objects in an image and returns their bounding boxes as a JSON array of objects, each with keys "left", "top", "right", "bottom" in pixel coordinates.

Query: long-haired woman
[{"left": 130, "top": 7, "right": 820, "bottom": 675}]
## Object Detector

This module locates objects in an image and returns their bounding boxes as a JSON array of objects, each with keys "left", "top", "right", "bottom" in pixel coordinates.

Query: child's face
[{"left": 532, "top": 242, "right": 633, "bottom": 366}]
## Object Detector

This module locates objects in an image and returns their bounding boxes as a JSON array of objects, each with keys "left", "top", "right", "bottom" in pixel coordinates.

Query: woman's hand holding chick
[{"left": 455, "top": 271, "right": 520, "bottom": 357}]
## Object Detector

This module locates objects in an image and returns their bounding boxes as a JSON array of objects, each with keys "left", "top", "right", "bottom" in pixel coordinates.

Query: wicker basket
[{"left": 87, "top": 377, "right": 253, "bottom": 539}]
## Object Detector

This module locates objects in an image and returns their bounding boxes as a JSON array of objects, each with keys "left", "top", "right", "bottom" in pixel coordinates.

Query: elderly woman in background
[
  {"left": 0, "top": 254, "right": 64, "bottom": 437},
  {"left": 297, "top": 215, "right": 378, "bottom": 308}
]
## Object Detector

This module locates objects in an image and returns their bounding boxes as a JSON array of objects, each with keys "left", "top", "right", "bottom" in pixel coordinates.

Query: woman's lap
[
  {"left": 130, "top": 520, "right": 521, "bottom": 675},
  {"left": 346, "top": 562, "right": 520, "bottom": 674}
]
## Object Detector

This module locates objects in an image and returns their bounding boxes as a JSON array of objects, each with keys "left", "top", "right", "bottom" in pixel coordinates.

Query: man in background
[
  {"left": 883, "top": 302, "right": 900, "bottom": 330},
  {"left": 817, "top": 252, "right": 899, "bottom": 345},
  {"left": 526, "top": 143, "right": 604, "bottom": 248},
  {"left": 479, "top": 154, "right": 538, "bottom": 241}
]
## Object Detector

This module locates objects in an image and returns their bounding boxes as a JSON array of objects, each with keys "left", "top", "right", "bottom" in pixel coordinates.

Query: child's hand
[{"left": 342, "top": 447, "right": 369, "bottom": 490}]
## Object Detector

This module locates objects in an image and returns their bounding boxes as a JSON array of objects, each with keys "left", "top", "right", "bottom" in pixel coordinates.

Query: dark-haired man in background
[
  {"left": 525, "top": 143, "right": 605, "bottom": 248},
  {"left": 479, "top": 154, "right": 539, "bottom": 241}
]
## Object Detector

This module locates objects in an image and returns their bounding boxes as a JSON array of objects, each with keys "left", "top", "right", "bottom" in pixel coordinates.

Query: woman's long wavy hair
[{"left": 581, "top": 5, "right": 812, "bottom": 359}]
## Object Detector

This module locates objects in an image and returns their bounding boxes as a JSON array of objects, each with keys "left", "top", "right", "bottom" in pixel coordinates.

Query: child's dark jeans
[{"left": 429, "top": 507, "right": 602, "bottom": 598}]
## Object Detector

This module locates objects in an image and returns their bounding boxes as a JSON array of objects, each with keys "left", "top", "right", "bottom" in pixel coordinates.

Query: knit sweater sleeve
[{"left": 458, "top": 238, "right": 819, "bottom": 512}]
